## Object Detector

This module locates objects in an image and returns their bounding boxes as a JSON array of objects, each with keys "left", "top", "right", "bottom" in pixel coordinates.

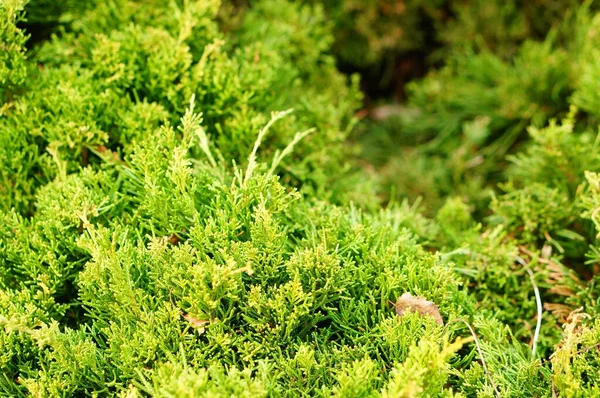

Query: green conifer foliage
[
  {"left": 0, "top": 1, "right": 480, "bottom": 395},
  {"left": 6, "top": 0, "right": 600, "bottom": 396},
  {"left": 310, "top": 0, "right": 587, "bottom": 69},
  {"left": 0, "top": 91, "right": 477, "bottom": 395},
  {"left": 1, "top": 0, "right": 364, "bottom": 216},
  {"left": 0, "top": 0, "right": 28, "bottom": 100}
]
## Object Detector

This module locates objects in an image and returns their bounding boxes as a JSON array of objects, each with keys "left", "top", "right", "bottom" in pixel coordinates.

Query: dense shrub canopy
[{"left": 3, "top": 0, "right": 600, "bottom": 397}]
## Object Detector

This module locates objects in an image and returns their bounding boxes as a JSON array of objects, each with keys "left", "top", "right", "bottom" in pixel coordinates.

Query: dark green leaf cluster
[
  {"left": 307, "top": 0, "right": 586, "bottom": 69},
  {"left": 361, "top": 3, "right": 600, "bottom": 215}
]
